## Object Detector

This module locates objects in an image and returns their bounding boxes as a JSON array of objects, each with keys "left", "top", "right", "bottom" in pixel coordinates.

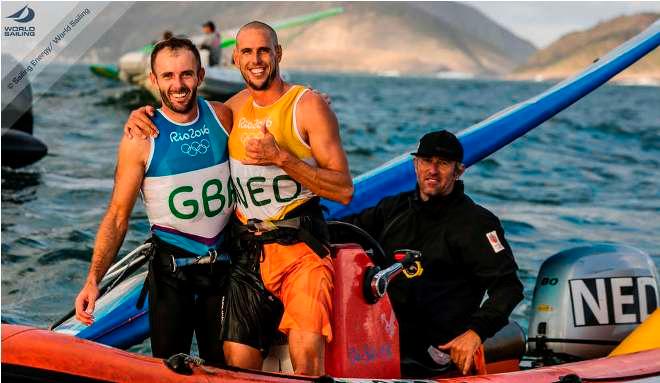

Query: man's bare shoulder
[
  {"left": 208, "top": 101, "right": 233, "bottom": 132},
  {"left": 119, "top": 133, "right": 150, "bottom": 165},
  {"left": 208, "top": 100, "right": 229, "bottom": 111},
  {"left": 120, "top": 133, "right": 151, "bottom": 149},
  {"left": 295, "top": 86, "right": 339, "bottom": 148},
  {"left": 224, "top": 89, "right": 251, "bottom": 112},
  {"left": 298, "top": 88, "right": 331, "bottom": 114},
  {"left": 297, "top": 88, "right": 336, "bottom": 128}
]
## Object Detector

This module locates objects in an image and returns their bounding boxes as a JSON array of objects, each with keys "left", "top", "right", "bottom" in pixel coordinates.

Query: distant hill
[
  {"left": 280, "top": 2, "right": 536, "bottom": 75},
  {"left": 510, "top": 13, "right": 660, "bottom": 84},
  {"left": 85, "top": 2, "right": 536, "bottom": 76}
]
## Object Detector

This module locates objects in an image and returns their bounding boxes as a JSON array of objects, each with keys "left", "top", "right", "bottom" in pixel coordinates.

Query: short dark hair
[
  {"left": 150, "top": 37, "right": 201, "bottom": 74},
  {"left": 237, "top": 21, "right": 278, "bottom": 46},
  {"left": 202, "top": 21, "right": 215, "bottom": 32}
]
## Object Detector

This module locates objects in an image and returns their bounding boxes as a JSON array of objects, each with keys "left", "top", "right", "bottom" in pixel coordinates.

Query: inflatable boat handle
[{"left": 366, "top": 249, "right": 422, "bottom": 303}]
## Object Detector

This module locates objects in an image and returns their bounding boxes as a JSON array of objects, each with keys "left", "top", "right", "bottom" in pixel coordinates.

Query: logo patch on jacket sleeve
[{"left": 486, "top": 231, "right": 505, "bottom": 253}]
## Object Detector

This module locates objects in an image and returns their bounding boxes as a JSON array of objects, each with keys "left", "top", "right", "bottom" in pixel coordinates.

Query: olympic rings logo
[{"left": 180, "top": 139, "right": 210, "bottom": 157}]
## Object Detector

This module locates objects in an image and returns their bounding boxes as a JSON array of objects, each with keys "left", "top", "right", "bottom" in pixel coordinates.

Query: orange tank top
[{"left": 228, "top": 85, "right": 316, "bottom": 223}]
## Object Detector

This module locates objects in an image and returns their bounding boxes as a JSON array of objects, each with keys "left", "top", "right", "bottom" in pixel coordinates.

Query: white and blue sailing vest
[{"left": 141, "top": 97, "right": 232, "bottom": 256}]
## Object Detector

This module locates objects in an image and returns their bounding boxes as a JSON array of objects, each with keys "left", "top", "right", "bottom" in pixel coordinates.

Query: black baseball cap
[{"left": 411, "top": 130, "right": 463, "bottom": 162}]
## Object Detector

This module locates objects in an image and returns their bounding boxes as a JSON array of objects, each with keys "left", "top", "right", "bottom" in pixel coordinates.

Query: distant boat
[
  {"left": 613, "top": 77, "right": 660, "bottom": 87},
  {"left": 89, "top": 64, "right": 120, "bottom": 80},
  {"left": 435, "top": 71, "right": 475, "bottom": 80},
  {"left": 91, "top": 7, "right": 345, "bottom": 99},
  {"left": 378, "top": 70, "right": 401, "bottom": 78},
  {"left": 202, "top": 66, "right": 249, "bottom": 95}
]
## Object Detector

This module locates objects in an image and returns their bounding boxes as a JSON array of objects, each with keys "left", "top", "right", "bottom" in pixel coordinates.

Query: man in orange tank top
[
  {"left": 123, "top": 22, "right": 353, "bottom": 375},
  {"left": 219, "top": 22, "right": 353, "bottom": 375}
]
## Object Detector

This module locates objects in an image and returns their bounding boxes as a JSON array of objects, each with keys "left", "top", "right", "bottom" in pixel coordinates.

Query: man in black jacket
[{"left": 345, "top": 130, "right": 523, "bottom": 376}]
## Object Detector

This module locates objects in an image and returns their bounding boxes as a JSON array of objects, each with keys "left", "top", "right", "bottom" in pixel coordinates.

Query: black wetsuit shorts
[
  {"left": 221, "top": 263, "right": 284, "bottom": 356},
  {"left": 147, "top": 245, "right": 229, "bottom": 365}
]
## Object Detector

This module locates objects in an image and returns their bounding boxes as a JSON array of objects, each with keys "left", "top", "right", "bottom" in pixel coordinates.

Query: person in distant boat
[
  {"left": 74, "top": 37, "right": 234, "bottom": 365},
  {"left": 344, "top": 130, "right": 524, "bottom": 377},
  {"left": 123, "top": 21, "right": 353, "bottom": 376},
  {"left": 200, "top": 21, "right": 222, "bottom": 66}
]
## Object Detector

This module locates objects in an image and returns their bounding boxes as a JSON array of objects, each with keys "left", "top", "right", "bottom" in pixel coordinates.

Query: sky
[{"left": 468, "top": 1, "right": 660, "bottom": 48}]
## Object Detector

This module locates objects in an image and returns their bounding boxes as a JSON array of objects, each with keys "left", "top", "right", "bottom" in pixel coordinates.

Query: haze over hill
[
  {"left": 511, "top": 13, "right": 660, "bottom": 84},
  {"left": 86, "top": 2, "right": 536, "bottom": 76},
  {"left": 280, "top": 2, "right": 536, "bottom": 75}
]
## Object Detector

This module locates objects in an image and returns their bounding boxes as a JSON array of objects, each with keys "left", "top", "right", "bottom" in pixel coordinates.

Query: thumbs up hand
[{"left": 243, "top": 122, "right": 284, "bottom": 166}]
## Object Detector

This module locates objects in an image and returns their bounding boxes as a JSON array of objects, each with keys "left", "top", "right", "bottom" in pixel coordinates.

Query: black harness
[
  {"left": 136, "top": 236, "right": 228, "bottom": 309},
  {"left": 231, "top": 197, "right": 331, "bottom": 272}
]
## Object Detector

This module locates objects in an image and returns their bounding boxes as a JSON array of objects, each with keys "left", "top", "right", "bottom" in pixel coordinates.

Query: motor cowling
[{"left": 527, "top": 243, "right": 659, "bottom": 361}]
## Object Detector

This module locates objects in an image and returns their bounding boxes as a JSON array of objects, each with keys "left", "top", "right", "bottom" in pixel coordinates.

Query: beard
[
  {"left": 159, "top": 84, "right": 197, "bottom": 114},
  {"left": 241, "top": 65, "right": 278, "bottom": 91}
]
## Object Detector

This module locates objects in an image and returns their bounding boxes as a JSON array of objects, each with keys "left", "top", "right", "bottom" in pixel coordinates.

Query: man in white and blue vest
[{"left": 74, "top": 37, "right": 233, "bottom": 364}]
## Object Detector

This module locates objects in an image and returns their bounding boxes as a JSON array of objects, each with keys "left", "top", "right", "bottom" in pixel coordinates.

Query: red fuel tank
[{"left": 325, "top": 244, "right": 400, "bottom": 378}]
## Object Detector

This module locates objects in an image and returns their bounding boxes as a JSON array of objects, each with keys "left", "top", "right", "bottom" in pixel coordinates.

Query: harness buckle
[
  {"left": 208, "top": 249, "right": 218, "bottom": 264},
  {"left": 170, "top": 254, "right": 177, "bottom": 273},
  {"left": 247, "top": 219, "right": 278, "bottom": 235}
]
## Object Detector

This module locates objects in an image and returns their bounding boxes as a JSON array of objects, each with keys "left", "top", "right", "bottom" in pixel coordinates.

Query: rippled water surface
[{"left": 2, "top": 66, "right": 659, "bottom": 337}]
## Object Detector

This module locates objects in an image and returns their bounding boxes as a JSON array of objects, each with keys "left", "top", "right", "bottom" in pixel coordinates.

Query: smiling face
[
  {"left": 414, "top": 156, "right": 465, "bottom": 200},
  {"left": 150, "top": 47, "right": 204, "bottom": 115},
  {"left": 233, "top": 27, "right": 282, "bottom": 91}
]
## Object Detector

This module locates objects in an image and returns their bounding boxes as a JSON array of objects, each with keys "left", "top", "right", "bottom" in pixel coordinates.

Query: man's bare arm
[
  {"left": 88, "top": 137, "right": 147, "bottom": 282},
  {"left": 75, "top": 136, "right": 148, "bottom": 324},
  {"left": 243, "top": 91, "right": 353, "bottom": 204}
]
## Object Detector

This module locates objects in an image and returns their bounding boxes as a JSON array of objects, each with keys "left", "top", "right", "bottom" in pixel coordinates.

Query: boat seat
[
  {"left": 400, "top": 356, "right": 452, "bottom": 378},
  {"left": 484, "top": 321, "right": 526, "bottom": 363}
]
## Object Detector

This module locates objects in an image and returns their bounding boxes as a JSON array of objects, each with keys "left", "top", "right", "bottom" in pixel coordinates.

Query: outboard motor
[{"left": 526, "top": 244, "right": 659, "bottom": 366}]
